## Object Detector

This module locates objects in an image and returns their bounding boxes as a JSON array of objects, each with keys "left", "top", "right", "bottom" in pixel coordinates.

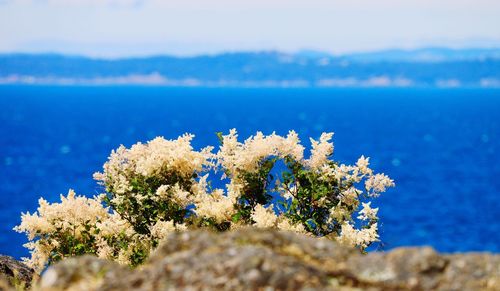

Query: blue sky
[{"left": 1, "top": 0, "right": 499, "bottom": 57}]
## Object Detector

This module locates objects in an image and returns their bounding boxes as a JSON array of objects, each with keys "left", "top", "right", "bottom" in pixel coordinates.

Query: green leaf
[
  {"left": 216, "top": 132, "right": 224, "bottom": 144},
  {"left": 231, "top": 212, "right": 242, "bottom": 223}
]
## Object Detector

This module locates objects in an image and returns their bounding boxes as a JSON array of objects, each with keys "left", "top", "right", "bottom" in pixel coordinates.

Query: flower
[
  {"left": 356, "top": 155, "right": 373, "bottom": 175},
  {"left": 14, "top": 189, "right": 108, "bottom": 240},
  {"left": 357, "top": 202, "right": 379, "bottom": 221},
  {"left": 251, "top": 204, "right": 278, "bottom": 228},
  {"left": 365, "top": 173, "right": 395, "bottom": 196},
  {"left": 155, "top": 183, "right": 193, "bottom": 207},
  {"left": 277, "top": 217, "right": 306, "bottom": 234},
  {"left": 14, "top": 189, "right": 109, "bottom": 271},
  {"left": 280, "top": 130, "right": 305, "bottom": 161},
  {"left": 194, "top": 188, "right": 236, "bottom": 224},
  {"left": 339, "top": 187, "right": 361, "bottom": 206},
  {"left": 338, "top": 222, "right": 379, "bottom": 249},
  {"left": 96, "top": 212, "right": 134, "bottom": 237},
  {"left": 217, "top": 129, "right": 305, "bottom": 175},
  {"left": 307, "top": 132, "right": 334, "bottom": 169},
  {"left": 94, "top": 134, "right": 213, "bottom": 207},
  {"left": 149, "top": 220, "right": 176, "bottom": 241}
]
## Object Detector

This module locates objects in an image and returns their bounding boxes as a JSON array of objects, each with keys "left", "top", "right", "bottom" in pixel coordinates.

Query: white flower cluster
[
  {"left": 15, "top": 190, "right": 110, "bottom": 271},
  {"left": 365, "top": 173, "right": 395, "bottom": 196},
  {"left": 150, "top": 219, "right": 187, "bottom": 241},
  {"left": 16, "top": 129, "right": 394, "bottom": 272},
  {"left": 93, "top": 134, "right": 213, "bottom": 202},
  {"left": 338, "top": 222, "right": 379, "bottom": 249},
  {"left": 250, "top": 204, "right": 307, "bottom": 233},
  {"left": 91, "top": 133, "right": 217, "bottom": 250},
  {"left": 307, "top": 132, "right": 334, "bottom": 169},
  {"left": 217, "top": 129, "right": 304, "bottom": 176},
  {"left": 357, "top": 202, "right": 379, "bottom": 221},
  {"left": 194, "top": 186, "right": 236, "bottom": 224},
  {"left": 15, "top": 190, "right": 107, "bottom": 240}
]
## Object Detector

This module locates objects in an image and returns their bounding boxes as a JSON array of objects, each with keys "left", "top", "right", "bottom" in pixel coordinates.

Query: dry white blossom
[
  {"left": 328, "top": 204, "right": 350, "bottom": 223},
  {"left": 307, "top": 132, "right": 334, "bottom": 169},
  {"left": 155, "top": 183, "right": 193, "bottom": 207},
  {"left": 338, "top": 222, "right": 379, "bottom": 249},
  {"left": 96, "top": 238, "right": 114, "bottom": 260},
  {"left": 149, "top": 220, "right": 176, "bottom": 241},
  {"left": 277, "top": 217, "right": 306, "bottom": 234},
  {"left": 192, "top": 175, "right": 238, "bottom": 223},
  {"left": 133, "top": 134, "right": 212, "bottom": 177},
  {"left": 357, "top": 202, "right": 379, "bottom": 221},
  {"left": 14, "top": 190, "right": 108, "bottom": 240},
  {"left": 276, "top": 181, "right": 297, "bottom": 200},
  {"left": 14, "top": 189, "right": 109, "bottom": 271},
  {"left": 339, "top": 187, "right": 361, "bottom": 206},
  {"left": 117, "top": 247, "right": 135, "bottom": 265},
  {"left": 194, "top": 188, "right": 236, "bottom": 223},
  {"left": 94, "top": 134, "right": 213, "bottom": 207},
  {"left": 20, "top": 241, "right": 51, "bottom": 273},
  {"left": 280, "top": 130, "right": 305, "bottom": 161},
  {"left": 217, "top": 129, "right": 305, "bottom": 175},
  {"left": 365, "top": 173, "right": 395, "bottom": 196},
  {"left": 96, "top": 211, "right": 134, "bottom": 237},
  {"left": 251, "top": 204, "right": 278, "bottom": 228},
  {"left": 356, "top": 155, "right": 373, "bottom": 175},
  {"left": 337, "top": 164, "right": 363, "bottom": 183},
  {"left": 155, "top": 185, "right": 170, "bottom": 200}
]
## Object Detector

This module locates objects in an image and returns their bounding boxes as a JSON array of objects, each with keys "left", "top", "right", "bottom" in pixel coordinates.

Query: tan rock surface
[
  {"left": 36, "top": 228, "right": 500, "bottom": 291},
  {"left": 0, "top": 255, "right": 34, "bottom": 290}
]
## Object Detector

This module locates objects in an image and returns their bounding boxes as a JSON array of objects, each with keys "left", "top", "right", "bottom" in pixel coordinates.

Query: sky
[{"left": 0, "top": 0, "right": 500, "bottom": 57}]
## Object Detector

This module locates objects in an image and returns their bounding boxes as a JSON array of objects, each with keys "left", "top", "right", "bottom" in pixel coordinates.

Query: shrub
[
  {"left": 15, "top": 129, "right": 394, "bottom": 272},
  {"left": 14, "top": 190, "right": 107, "bottom": 270}
]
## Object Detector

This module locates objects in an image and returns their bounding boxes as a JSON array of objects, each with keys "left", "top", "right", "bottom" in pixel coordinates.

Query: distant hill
[
  {"left": 339, "top": 47, "right": 500, "bottom": 63},
  {"left": 1, "top": 48, "right": 499, "bottom": 87}
]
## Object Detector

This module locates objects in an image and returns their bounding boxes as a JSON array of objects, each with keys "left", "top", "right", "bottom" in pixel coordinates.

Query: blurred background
[{"left": 0, "top": 0, "right": 499, "bottom": 258}]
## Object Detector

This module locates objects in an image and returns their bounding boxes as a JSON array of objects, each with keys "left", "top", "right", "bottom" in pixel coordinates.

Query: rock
[
  {"left": 346, "top": 247, "right": 449, "bottom": 289},
  {"left": 36, "top": 228, "right": 500, "bottom": 291},
  {"left": 0, "top": 255, "right": 34, "bottom": 289},
  {"left": 0, "top": 274, "right": 14, "bottom": 291},
  {"left": 441, "top": 253, "right": 500, "bottom": 290},
  {"left": 119, "top": 229, "right": 356, "bottom": 290},
  {"left": 37, "top": 255, "right": 128, "bottom": 291}
]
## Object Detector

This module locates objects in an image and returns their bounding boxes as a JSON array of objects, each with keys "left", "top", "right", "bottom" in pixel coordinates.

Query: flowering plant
[{"left": 15, "top": 129, "right": 394, "bottom": 272}]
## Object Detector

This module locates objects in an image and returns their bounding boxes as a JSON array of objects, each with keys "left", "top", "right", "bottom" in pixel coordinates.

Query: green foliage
[
  {"left": 103, "top": 171, "right": 193, "bottom": 235},
  {"left": 234, "top": 157, "right": 277, "bottom": 222},
  {"left": 280, "top": 157, "right": 343, "bottom": 236}
]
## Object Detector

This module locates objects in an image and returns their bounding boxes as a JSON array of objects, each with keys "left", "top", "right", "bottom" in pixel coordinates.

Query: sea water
[{"left": 0, "top": 86, "right": 499, "bottom": 258}]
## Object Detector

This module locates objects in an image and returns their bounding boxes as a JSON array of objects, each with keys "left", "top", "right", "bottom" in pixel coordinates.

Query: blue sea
[{"left": 0, "top": 86, "right": 499, "bottom": 258}]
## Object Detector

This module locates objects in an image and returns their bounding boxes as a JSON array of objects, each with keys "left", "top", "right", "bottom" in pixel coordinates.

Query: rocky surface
[
  {"left": 0, "top": 275, "right": 13, "bottom": 291},
  {"left": 36, "top": 255, "right": 127, "bottom": 291},
  {"left": 0, "top": 255, "right": 34, "bottom": 290},
  {"left": 34, "top": 228, "right": 499, "bottom": 290}
]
